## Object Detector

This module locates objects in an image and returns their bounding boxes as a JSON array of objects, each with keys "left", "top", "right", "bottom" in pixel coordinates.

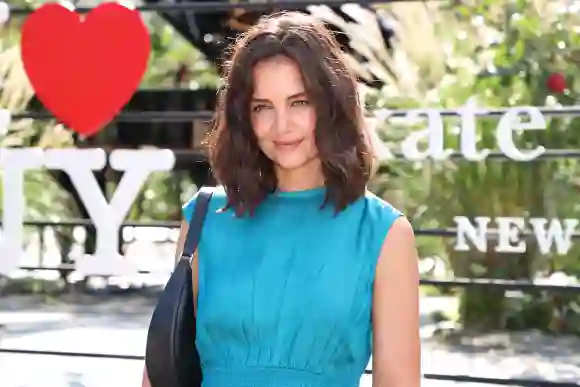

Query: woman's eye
[
  {"left": 252, "top": 105, "right": 269, "bottom": 113},
  {"left": 292, "top": 100, "right": 309, "bottom": 107}
]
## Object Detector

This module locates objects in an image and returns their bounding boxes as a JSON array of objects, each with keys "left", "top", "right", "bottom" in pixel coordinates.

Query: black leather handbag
[{"left": 145, "top": 188, "right": 213, "bottom": 387}]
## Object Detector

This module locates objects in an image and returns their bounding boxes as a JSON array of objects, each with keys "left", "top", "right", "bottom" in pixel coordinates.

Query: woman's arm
[
  {"left": 141, "top": 220, "right": 191, "bottom": 387},
  {"left": 141, "top": 367, "right": 152, "bottom": 387},
  {"left": 372, "top": 217, "right": 421, "bottom": 387}
]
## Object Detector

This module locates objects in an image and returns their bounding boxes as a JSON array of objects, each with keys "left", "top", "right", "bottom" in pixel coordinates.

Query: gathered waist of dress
[{"left": 201, "top": 366, "right": 362, "bottom": 387}]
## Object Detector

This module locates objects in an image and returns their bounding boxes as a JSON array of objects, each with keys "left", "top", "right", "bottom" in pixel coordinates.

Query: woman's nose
[{"left": 273, "top": 108, "right": 291, "bottom": 135}]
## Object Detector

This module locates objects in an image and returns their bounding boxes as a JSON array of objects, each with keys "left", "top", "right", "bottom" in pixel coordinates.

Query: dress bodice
[{"left": 182, "top": 186, "right": 402, "bottom": 387}]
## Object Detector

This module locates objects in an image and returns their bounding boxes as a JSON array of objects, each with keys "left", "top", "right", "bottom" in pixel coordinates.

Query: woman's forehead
[{"left": 252, "top": 57, "right": 307, "bottom": 99}]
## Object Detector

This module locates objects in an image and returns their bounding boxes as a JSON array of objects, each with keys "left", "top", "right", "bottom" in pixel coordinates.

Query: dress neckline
[{"left": 273, "top": 186, "right": 326, "bottom": 198}]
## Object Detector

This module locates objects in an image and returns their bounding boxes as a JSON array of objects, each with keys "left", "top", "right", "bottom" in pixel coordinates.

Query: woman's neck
[{"left": 275, "top": 160, "right": 324, "bottom": 192}]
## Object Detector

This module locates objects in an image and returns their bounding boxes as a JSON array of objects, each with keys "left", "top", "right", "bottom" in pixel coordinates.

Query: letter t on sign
[{"left": 43, "top": 149, "right": 175, "bottom": 276}]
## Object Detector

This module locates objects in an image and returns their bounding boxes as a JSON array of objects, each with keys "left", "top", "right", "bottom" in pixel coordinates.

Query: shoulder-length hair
[{"left": 206, "top": 12, "right": 373, "bottom": 217}]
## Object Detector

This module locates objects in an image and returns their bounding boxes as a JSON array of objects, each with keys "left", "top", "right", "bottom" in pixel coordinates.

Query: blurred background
[{"left": 1, "top": 0, "right": 580, "bottom": 386}]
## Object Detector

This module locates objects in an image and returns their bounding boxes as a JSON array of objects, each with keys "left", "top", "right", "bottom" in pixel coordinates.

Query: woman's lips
[{"left": 274, "top": 140, "right": 302, "bottom": 151}]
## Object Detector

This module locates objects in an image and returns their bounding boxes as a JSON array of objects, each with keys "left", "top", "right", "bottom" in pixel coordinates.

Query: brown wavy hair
[{"left": 206, "top": 12, "right": 373, "bottom": 217}]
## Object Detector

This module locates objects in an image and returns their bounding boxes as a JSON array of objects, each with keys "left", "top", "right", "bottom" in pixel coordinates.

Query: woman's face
[{"left": 250, "top": 55, "right": 319, "bottom": 174}]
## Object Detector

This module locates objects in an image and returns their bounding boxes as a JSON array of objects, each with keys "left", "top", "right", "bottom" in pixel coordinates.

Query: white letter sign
[
  {"left": 456, "top": 99, "right": 490, "bottom": 161},
  {"left": 495, "top": 217, "right": 526, "bottom": 253},
  {"left": 496, "top": 106, "right": 546, "bottom": 161},
  {"left": 400, "top": 109, "right": 451, "bottom": 161},
  {"left": 454, "top": 216, "right": 491, "bottom": 252},
  {"left": 453, "top": 216, "right": 578, "bottom": 255},
  {"left": 0, "top": 148, "right": 175, "bottom": 276},
  {"left": 529, "top": 218, "right": 578, "bottom": 255}
]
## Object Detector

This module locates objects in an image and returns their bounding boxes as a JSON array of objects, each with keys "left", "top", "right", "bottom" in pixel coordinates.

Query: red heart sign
[{"left": 21, "top": 2, "right": 151, "bottom": 137}]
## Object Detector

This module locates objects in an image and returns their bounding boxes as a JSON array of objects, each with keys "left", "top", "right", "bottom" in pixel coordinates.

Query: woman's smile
[{"left": 273, "top": 139, "right": 303, "bottom": 151}]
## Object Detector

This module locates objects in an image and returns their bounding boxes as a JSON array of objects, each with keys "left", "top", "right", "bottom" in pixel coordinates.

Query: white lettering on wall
[
  {"left": 495, "top": 217, "right": 526, "bottom": 253},
  {"left": 400, "top": 109, "right": 451, "bottom": 161},
  {"left": 375, "top": 104, "right": 548, "bottom": 161},
  {"left": 454, "top": 216, "right": 578, "bottom": 255},
  {"left": 529, "top": 218, "right": 579, "bottom": 255},
  {"left": 496, "top": 106, "right": 546, "bottom": 161},
  {"left": 0, "top": 148, "right": 175, "bottom": 276},
  {"left": 456, "top": 99, "right": 490, "bottom": 161},
  {"left": 454, "top": 216, "right": 491, "bottom": 252}
]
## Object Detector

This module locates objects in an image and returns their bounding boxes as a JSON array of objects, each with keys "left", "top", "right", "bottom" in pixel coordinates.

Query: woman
[{"left": 143, "top": 11, "right": 420, "bottom": 387}]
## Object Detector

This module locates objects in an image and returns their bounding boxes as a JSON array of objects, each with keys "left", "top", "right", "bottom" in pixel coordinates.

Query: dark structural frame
[{"left": 2, "top": 1, "right": 580, "bottom": 387}]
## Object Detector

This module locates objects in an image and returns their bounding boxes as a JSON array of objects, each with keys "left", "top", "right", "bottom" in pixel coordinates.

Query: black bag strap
[{"left": 182, "top": 187, "right": 213, "bottom": 259}]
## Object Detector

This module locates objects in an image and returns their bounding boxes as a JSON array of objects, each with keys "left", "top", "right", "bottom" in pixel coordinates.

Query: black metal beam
[
  {"left": 10, "top": 105, "right": 580, "bottom": 121},
  {"left": 7, "top": 220, "right": 580, "bottom": 241},
  {"left": 0, "top": 348, "right": 144, "bottom": 360},
  {"left": 421, "top": 373, "right": 580, "bottom": 387},
  {"left": 11, "top": 264, "right": 580, "bottom": 293},
  {"left": 8, "top": 0, "right": 423, "bottom": 15},
  {"left": 3, "top": 148, "right": 578, "bottom": 161},
  {"left": 420, "top": 278, "right": 580, "bottom": 293}
]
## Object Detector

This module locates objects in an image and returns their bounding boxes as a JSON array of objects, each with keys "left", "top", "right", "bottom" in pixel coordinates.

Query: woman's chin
[
  {"left": 273, "top": 154, "right": 319, "bottom": 172},
  {"left": 274, "top": 160, "right": 306, "bottom": 171}
]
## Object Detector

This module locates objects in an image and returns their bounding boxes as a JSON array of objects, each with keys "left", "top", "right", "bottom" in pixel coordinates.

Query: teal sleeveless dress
[{"left": 182, "top": 186, "right": 402, "bottom": 387}]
